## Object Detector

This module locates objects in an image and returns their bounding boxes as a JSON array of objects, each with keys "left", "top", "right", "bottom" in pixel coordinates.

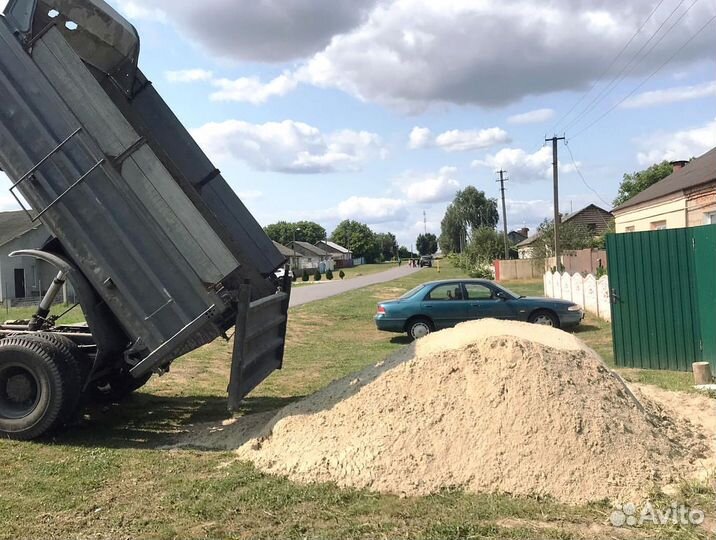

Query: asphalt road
[{"left": 289, "top": 265, "right": 423, "bottom": 307}]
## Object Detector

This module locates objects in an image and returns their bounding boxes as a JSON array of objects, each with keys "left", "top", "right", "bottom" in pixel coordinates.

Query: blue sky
[{"left": 2, "top": 0, "right": 715, "bottom": 248}]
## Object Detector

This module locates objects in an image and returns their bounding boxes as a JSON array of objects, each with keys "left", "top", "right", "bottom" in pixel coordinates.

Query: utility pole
[
  {"left": 546, "top": 136, "right": 565, "bottom": 270},
  {"left": 497, "top": 170, "right": 509, "bottom": 260},
  {"left": 423, "top": 210, "right": 427, "bottom": 235}
]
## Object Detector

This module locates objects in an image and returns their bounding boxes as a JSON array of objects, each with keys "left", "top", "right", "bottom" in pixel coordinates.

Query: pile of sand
[{"left": 219, "top": 320, "right": 710, "bottom": 503}]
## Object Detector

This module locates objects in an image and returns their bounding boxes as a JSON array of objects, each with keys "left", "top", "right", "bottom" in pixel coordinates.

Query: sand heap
[{"left": 231, "top": 320, "right": 706, "bottom": 504}]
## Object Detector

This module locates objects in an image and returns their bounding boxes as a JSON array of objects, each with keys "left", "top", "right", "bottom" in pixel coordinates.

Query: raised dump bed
[{"left": 0, "top": 0, "right": 290, "bottom": 439}]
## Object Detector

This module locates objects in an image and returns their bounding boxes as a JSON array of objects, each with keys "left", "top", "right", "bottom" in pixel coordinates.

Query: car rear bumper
[{"left": 374, "top": 316, "right": 406, "bottom": 333}]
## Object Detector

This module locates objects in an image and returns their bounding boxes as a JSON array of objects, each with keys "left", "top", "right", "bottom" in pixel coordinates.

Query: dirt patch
[{"left": 181, "top": 320, "right": 711, "bottom": 504}]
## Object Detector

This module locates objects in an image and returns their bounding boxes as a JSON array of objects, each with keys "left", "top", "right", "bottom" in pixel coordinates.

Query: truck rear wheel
[{"left": 0, "top": 338, "right": 78, "bottom": 440}]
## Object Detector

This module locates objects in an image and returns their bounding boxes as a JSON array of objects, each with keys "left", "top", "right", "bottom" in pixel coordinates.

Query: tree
[
  {"left": 439, "top": 187, "right": 499, "bottom": 254},
  {"left": 374, "top": 232, "right": 398, "bottom": 261},
  {"left": 465, "top": 228, "right": 503, "bottom": 266},
  {"left": 330, "top": 220, "right": 378, "bottom": 261},
  {"left": 264, "top": 220, "right": 327, "bottom": 245},
  {"left": 416, "top": 233, "right": 438, "bottom": 256},
  {"left": 398, "top": 246, "right": 416, "bottom": 259},
  {"left": 613, "top": 161, "right": 673, "bottom": 207},
  {"left": 531, "top": 218, "right": 593, "bottom": 261}
]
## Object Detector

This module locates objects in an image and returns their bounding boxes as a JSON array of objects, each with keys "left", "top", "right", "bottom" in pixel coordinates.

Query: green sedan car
[{"left": 375, "top": 279, "right": 584, "bottom": 340}]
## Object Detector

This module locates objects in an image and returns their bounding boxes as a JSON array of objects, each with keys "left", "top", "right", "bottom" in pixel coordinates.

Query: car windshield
[
  {"left": 400, "top": 284, "right": 426, "bottom": 299},
  {"left": 493, "top": 284, "right": 523, "bottom": 299}
]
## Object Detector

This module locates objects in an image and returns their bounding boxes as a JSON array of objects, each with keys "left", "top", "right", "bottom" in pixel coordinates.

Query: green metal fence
[{"left": 607, "top": 225, "right": 716, "bottom": 372}]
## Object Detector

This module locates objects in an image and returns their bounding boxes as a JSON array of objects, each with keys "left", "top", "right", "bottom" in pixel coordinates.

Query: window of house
[
  {"left": 650, "top": 220, "right": 667, "bottom": 231},
  {"left": 625, "top": 226, "right": 635, "bottom": 233},
  {"left": 706, "top": 212, "right": 716, "bottom": 225},
  {"left": 586, "top": 223, "right": 597, "bottom": 233}
]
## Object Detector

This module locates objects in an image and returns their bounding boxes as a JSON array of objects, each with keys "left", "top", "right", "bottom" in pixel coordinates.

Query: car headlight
[{"left": 567, "top": 305, "right": 582, "bottom": 312}]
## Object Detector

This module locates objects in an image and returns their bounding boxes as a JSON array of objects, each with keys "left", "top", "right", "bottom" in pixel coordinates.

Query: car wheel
[
  {"left": 528, "top": 310, "right": 559, "bottom": 327},
  {"left": 408, "top": 318, "right": 433, "bottom": 340}
]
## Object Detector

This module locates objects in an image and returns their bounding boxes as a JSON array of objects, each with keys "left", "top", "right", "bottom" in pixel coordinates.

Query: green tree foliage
[
  {"left": 416, "top": 233, "right": 438, "bottom": 255},
  {"left": 326, "top": 269, "right": 334, "bottom": 280},
  {"left": 330, "top": 220, "right": 378, "bottom": 261},
  {"left": 374, "top": 232, "right": 398, "bottom": 261},
  {"left": 264, "top": 221, "right": 327, "bottom": 246},
  {"left": 398, "top": 246, "right": 416, "bottom": 259},
  {"left": 439, "top": 187, "right": 499, "bottom": 254},
  {"left": 339, "top": 270, "right": 346, "bottom": 280},
  {"left": 301, "top": 269, "right": 309, "bottom": 282},
  {"left": 465, "top": 228, "right": 503, "bottom": 265},
  {"left": 531, "top": 218, "right": 593, "bottom": 261},
  {"left": 313, "top": 269, "right": 322, "bottom": 281},
  {"left": 613, "top": 161, "right": 673, "bottom": 207}
]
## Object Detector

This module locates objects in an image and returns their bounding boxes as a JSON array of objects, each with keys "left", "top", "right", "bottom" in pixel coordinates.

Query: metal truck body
[{"left": 0, "top": 0, "right": 290, "bottom": 439}]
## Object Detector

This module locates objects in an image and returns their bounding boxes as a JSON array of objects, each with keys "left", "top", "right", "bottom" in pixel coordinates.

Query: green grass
[
  {"left": 0, "top": 264, "right": 711, "bottom": 540},
  {"left": 1, "top": 302, "right": 86, "bottom": 325}
]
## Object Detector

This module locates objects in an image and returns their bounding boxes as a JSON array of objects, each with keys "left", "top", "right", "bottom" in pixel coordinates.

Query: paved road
[{"left": 289, "top": 265, "right": 423, "bottom": 307}]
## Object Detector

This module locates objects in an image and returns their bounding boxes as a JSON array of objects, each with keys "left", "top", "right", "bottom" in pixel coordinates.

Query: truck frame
[{"left": 0, "top": 0, "right": 290, "bottom": 439}]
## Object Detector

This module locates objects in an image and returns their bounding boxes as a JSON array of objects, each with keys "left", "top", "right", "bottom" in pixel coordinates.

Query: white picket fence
[{"left": 543, "top": 272, "right": 612, "bottom": 321}]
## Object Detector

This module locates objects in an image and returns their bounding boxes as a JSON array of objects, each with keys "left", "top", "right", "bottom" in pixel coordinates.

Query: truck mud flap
[{"left": 227, "top": 281, "right": 290, "bottom": 410}]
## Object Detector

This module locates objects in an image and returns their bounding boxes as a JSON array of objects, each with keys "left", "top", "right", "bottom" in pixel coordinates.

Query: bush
[
  {"left": 596, "top": 266, "right": 608, "bottom": 279},
  {"left": 291, "top": 272, "right": 297, "bottom": 282},
  {"left": 326, "top": 269, "right": 334, "bottom": 280},
  {"left": 314, "top": 269, "right": 322, "bottom": 281},
  {"left": 339, "top": 270, "right": 346, "bottom": 280},
  {"left": 302, "top": 269, "right": 309, "bottom": 282},
  {"left": 469, "top": 264, "right": 494, "bottom": 279}
]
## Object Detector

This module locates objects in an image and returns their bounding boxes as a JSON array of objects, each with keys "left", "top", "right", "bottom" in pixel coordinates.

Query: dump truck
[{"left": 0, "top": 0, "right": 291, "bottom": 440}]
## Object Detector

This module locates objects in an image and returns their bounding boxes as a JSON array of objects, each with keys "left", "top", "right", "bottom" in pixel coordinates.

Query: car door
[
  {"left": 420, "top": 283, "right": 469, "bottom": 329},
  {"left": 463, "top": 282, "right": 516, "bottom": 320}
]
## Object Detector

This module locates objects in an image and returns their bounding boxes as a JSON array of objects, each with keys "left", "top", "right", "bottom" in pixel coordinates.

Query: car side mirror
[{"left": 495, "top": 291, "right": 508, "bottom": 300}]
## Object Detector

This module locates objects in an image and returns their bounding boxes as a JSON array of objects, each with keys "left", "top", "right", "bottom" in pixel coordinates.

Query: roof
[
  {"left": 0, "top": 210, "right": 39, "bottom": 247},
  {"left": 515, "top": 204, "right": 613, "bottom": 248},
  {"left": 318, "top": 240, "right": 351, "bottom": 254},
  {"left": 272, "top": 241, "right": 293, "bottom": 258},
  {"left": 613, "top": 147, "right": 716, "bottom": 212},
  {"left": 289, "top": 241, "right": 330, "bottom": 257}
]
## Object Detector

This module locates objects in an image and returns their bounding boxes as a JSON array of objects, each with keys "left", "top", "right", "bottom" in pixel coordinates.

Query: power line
[
  {"left": 571, "top": 12, "right": 716, "bottom": 139},
  {"left": 563, "top": 142, "right": 614, "bottom": 223},
  {"left": 563, "top": 0, "right": 696, "bottom": 133},
  {"left": 551, "top": 0, "right": 667, "bottom": 133}
]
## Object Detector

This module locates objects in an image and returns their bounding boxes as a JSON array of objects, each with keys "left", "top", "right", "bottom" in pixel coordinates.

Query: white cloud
[
  {"left": 335, "top": 196, "right": 408, "bottom": 224},
  {"left": 297, "top": 1, "right": 715, "bottom": 110},
  {"left": 636, "top": 118, "right": 716, "bottom": 165},
  {"left": 434, "top": 128, "right": 510, "bottom": 152},
  {"left": 621, "top": 81, "right": 716, "bottom": 109},
  {"left": 191, "top": 119, "right": 384, "bottom": 174},
  {"left": 408, "top": 127, "right": 510, "bottom": 152},
  {"left": 210, "top": 73, "right": 299, "bottom": 105},
  {"left": 507, "top": 108, "right": 555, "bottom": 125},
  {"left": 165, "top": 69, "right": 214, "bottom": 83},
  {"left": 115, "top": 1, "right": 167, "bottom": 23},
  {"left": 400, "top": 167, "right": 460, "bottom": 204},
  {"left": 408, "top": 127, "right": 432, "bottom": 149},
  {"left": 473, "top": 146, "right": 577, "bottom": 183}
]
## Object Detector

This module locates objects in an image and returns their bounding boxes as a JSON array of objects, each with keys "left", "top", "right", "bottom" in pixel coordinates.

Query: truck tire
[
  {"left": 0, "top": 338, "right": 76, "bottom": 440},
  {"left": 21, "top": 334, "right": 83, "bottom": 423},
  {"left": 35, "top": 332, "right": 90, "bottom": 383}
]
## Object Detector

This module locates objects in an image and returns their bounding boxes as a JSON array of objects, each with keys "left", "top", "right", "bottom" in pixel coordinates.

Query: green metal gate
[{"left": 607, "top": 225, "right": 716, "bottom": 372}]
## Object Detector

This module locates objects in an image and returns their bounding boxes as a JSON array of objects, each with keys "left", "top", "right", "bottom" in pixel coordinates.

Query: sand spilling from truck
[{"left": 201, "top": 320, "right": 709, "bottom": 504}]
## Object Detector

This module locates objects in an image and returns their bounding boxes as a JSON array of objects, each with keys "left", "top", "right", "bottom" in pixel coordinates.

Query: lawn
[{"left": 0, "top": 263, "right": 711, "bottom": 540}]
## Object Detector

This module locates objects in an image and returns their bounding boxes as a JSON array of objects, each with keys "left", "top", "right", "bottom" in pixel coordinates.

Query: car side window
[
  {"left": 464, "top": 283, "right": 495, "bottom": 300},
  {"left": 425, "top": 284, "right": 463, "bottom": 301}
]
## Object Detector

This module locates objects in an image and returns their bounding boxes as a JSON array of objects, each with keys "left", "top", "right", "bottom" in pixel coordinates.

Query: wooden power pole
[
  {"left": 546, "top": 136, "right": 565, "bottom": 270},
  {"left": 497, "top": 170, "right": 509, "bottom": 260}
]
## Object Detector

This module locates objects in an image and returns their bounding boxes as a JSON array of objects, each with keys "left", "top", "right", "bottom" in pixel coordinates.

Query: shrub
[
  {"left": 469, "top": 264, "right": 494, "bottom": 279},
  {"left": 326, "top": 269, "right": 334, "bottom": 280},
  {"left": 302, "top": 269, "right": 309, "bottom": 282},
  {"left": 339, "top": 270, "right": 346, "bottom": 280},
  {"left": 314, "top": 269, "right": 322, "bottom": 281},
  {"left": 596, "top": 266, "right": 608, "bottom": 279}
]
